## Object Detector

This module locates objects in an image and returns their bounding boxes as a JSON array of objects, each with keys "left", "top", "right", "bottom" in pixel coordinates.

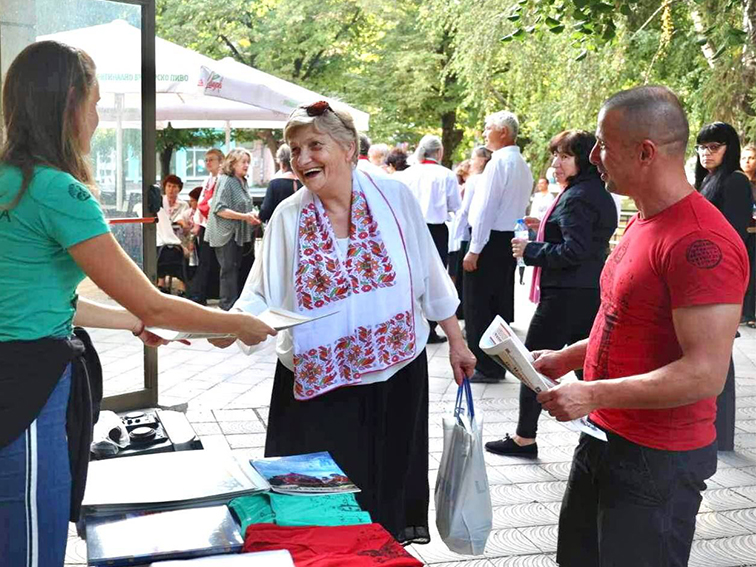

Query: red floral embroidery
[
  {"left": 293, "top": 310, "right": 415, "bottom": 399},
  {"left": 295, "top": 190, "right": 396, "bottom": 311}
]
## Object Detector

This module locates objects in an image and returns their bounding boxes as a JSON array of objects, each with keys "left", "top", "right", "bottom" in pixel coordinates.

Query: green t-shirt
[{"left": 0, "top": 165, "right": 110, "bottom": 341}]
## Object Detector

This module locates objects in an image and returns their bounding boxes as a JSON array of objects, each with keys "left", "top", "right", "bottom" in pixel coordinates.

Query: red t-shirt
[{"left": 585, "top": 191, "right": 748, "bottom": 451}]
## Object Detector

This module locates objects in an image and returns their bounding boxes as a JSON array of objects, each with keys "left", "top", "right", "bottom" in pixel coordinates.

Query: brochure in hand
[
  {"left": 147, "top": 307, "right": 338, "bottom": 341},
  {"left": 479, "top": 316, "right": 607, "bottom": 442},
  {"left": 250, "top": 451, "right": 360, "bottom": 495},
  {"left": 86, "top": 505, "right": 243, "bottom": 567}
]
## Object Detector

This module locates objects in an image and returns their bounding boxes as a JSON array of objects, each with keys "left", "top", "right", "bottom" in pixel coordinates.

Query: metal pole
[{"left": 115, "top": 93, "right": 125, "bottom": 211}]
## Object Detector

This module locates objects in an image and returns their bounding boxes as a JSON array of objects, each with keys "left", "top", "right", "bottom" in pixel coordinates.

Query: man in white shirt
[
  {"left": 356, "top": 134, "right": 388, "bottom": 178},
  {"left": 399, "top": 134, "right": 462, "bottom": 343},
  {"left": 463, "top": 111, "right": 533, "bottom": 381}
]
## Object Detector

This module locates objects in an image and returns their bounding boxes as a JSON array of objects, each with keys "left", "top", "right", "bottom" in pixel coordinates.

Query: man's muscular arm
[{"left": 537, "top": 303, "right": 739, "bottom": 421}]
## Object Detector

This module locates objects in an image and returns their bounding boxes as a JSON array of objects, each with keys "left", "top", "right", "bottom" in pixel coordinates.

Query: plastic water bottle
[{"left": 514, "top": 218, "right": 529, "bottom": 268}]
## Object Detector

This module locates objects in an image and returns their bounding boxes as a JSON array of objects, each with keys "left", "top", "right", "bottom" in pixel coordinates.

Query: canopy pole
[
  {"left": 225, "top": 121, "right": 231, "bottom": 151},
  {"left": 115, "top": 93, "right": 125, "bottom": 212}
]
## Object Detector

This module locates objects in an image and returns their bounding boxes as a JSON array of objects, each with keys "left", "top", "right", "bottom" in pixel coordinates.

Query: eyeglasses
[{"left": 695, "top": 143, "right": 726, "bottom": 154}]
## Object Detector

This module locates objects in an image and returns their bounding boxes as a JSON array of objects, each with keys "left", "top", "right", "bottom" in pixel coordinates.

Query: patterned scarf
[{"left": 292, "top": 170, "right": 416, "bottom": 400}]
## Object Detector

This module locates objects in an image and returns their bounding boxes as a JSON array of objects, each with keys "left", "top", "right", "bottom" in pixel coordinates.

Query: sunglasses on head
[{"left": 305, "top": 100, "right": 333, "bottom": 117}]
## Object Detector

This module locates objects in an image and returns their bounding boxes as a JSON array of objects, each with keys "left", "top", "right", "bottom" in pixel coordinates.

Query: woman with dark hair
[
  {"left": 259, "top": 144, "right": 303, "bottom": 223},
  {"left": 0, "top": 42, "right": 275, "bottom": 567},
  {"left": 695, "top": 122, "right": 753, "bottom": 451},
  {"left": 449, "top": 148, "right": 493, "bottom": 315},
  {"left": 157, "top": 174, "right": 190, "bottom": 293},
  {"left": 695, "top": 122, "right": 752, "bottom": 242},
  {"left": 485, "top": 130, "right": 618, "bottom": 458},
  {"left": 385, "top": 148, "right": 409, "bottom": 173}
]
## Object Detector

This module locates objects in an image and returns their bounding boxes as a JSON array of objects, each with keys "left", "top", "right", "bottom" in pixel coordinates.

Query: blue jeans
[
  {"left": 0, "top": 366, "right": 72, "bottom": 567},
  {"left": 557, "top": 427, "right": 717, "bottom": 567}
]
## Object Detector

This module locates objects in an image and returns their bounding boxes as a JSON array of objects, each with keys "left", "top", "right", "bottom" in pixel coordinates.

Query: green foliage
[{"left": 155, "top": 0, "right": 756, "bottom": 172}]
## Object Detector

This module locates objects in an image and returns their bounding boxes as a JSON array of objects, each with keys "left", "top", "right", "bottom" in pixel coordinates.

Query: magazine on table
[
  {"left": 86, "top": 505, "right": 243, "bottom": 566},
  {"left": 147, "top": 307, "right": 338, "bottom": 341},
  {"left": 250, "top": 451, "right": 360, "bottom": 495},
  {"left": 479, "top": 316, "right": 607, "bottom": 442}
]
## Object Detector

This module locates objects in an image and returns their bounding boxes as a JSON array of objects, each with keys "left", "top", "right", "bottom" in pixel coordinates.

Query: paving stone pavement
[{"left": 65, "top": 278, "right": 756, "bottom": 566}]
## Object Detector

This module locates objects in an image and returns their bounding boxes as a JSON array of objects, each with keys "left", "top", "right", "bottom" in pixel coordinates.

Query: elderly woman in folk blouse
[{"left": 212, "top": 102, "right": 475, "bottom": 545}]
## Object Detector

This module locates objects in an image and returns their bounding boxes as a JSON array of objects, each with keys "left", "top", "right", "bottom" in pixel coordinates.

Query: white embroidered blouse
[{"left": 233, "top": 171, "right": 460, "bottom": 386}]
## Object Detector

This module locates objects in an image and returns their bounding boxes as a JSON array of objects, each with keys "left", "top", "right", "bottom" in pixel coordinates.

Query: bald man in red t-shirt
[{"left": 534, "top": 86, "right": 748, "bottom": 567}]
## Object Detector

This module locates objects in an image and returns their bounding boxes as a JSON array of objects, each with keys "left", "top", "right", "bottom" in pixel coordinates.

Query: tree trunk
[
  {"left": 688, "top": 3, "right": 716, "bottom": 68},
  {"left": 440, "top": 110, "right": 463, "bottom": 170},
  {"left": 257, "top": 130, "right": 281, "bottom": 165},
  {"left": 159, "top": 146, "right": 174, "bottom": 181}
]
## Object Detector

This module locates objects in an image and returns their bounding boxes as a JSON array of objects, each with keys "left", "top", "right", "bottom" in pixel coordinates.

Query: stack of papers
[{"left": 82, "top": 451, "right": 270, "bottom": 516}]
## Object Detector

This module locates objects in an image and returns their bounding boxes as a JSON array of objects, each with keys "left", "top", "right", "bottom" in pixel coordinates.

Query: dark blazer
[
  {"left": 259, "top": 176, "right": 303, "bottom": 222},
  {"left": 523, "top": 171, "right": 618, "bottom": 289},
  {"left": 702, "top": 171, "right": 753, "bottom": 243}
]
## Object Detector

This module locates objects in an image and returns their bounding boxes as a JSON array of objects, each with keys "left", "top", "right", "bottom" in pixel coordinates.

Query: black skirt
[{"left": 265, "top": 350, "right": 430, "bottom": 545}]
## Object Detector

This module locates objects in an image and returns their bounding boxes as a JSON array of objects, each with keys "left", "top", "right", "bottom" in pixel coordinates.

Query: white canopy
[
  {"left": 199, "top": 57, "right": 370, "bottom": 131},
  {"left": 38, "top": 20, "right": 290, "bottom": 129}
]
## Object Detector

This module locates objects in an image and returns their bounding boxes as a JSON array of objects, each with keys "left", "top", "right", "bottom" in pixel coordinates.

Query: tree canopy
[{"left": 156, "top": 0, "right": 756, "bottom": 174}]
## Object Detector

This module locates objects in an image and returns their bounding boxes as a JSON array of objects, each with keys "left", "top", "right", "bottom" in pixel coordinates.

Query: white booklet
[
  {"left": 479, "top": 316, "right": 607, "bottom": 442},
  {"left": 147, "top": 307, "right": 337, "bottom": 341}
]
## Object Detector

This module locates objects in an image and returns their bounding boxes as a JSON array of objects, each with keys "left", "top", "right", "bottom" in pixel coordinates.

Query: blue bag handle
[{"left": 454, "top": 377, "right": 475, "bottom": 422}]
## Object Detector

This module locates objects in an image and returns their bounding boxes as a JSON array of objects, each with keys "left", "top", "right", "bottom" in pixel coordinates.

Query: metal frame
[{"left": 101, "top": 0, "right": 158, "bottom": 411}]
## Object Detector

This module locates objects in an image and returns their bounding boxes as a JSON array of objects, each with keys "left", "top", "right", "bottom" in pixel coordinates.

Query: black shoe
[
  {"left": 469, "top": 370, "right": 504, "bottom": 383},
  {"left": 485, "top": 434, "right": 538, "bottom": 458},
  {"left": 427, "top": 331, "right": 448, "bottom": 344}
]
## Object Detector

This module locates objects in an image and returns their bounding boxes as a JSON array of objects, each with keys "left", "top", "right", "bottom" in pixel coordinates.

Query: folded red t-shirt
[{"left": 242, "top": 523, "right": 422, "bottom": 567}]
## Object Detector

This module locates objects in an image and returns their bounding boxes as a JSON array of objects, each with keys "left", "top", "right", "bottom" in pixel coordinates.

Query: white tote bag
[{"left": 434, "top": 378, "right": 493, "bottom": 555}]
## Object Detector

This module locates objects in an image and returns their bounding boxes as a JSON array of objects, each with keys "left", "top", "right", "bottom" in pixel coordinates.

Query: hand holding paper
[{"left": 537, "top": 381, "right": 599, "bottom": 422}]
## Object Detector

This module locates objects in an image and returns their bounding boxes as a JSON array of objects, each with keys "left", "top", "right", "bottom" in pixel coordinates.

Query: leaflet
[
  {"left": 147, "top": 307, "right": 337, "bottom": 341},
  {"left": 479, "top": 316, "right": 607, "bottom": 442}
]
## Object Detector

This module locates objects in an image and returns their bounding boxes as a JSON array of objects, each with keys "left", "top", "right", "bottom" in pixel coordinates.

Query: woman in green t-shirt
[{"left": 0, "top": 41, "right": 277, "bottom": 567}]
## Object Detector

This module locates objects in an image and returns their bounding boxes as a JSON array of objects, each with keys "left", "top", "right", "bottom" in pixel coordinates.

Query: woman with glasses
[
  {"left": 212, "top": 101, "right": 475, "bottom": 545},
  {"left": 695, "top": 122, "right": 753, "bottom": 451},
  {"left": 695, "top": 123, "right": 753, "bottom": 242}
]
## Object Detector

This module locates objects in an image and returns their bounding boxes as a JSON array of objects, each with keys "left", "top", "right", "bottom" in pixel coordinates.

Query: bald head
[{"left": 601, "top": 85, "right": 689, "bottom": 156}]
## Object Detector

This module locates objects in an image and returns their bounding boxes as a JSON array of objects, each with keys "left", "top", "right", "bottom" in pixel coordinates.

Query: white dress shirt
[
  {"left": 397, "top": 161, "right": 461, "bottom": 224},
  {"left": 233, "top": 172, "right": 459, "bottom": 385},
  {"left": 467, "top": 146, "right": 533, "bottom": 254},
  {"left": 530, "top": 190, "right": 555, "bottom": 219}
]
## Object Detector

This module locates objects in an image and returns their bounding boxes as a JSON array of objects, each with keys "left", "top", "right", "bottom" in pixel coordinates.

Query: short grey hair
[
  {"left": 416, "top": 134, "right": 443, "bottom": 161},
  {"left": 276, "top": 143, "right": 292, "bottom": 169},
  {"left": 486, "top": 110, "right": 519, "bottom": 140},
  {"left": 284, "top": 103, "right": 360, "bottom": 165}
]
